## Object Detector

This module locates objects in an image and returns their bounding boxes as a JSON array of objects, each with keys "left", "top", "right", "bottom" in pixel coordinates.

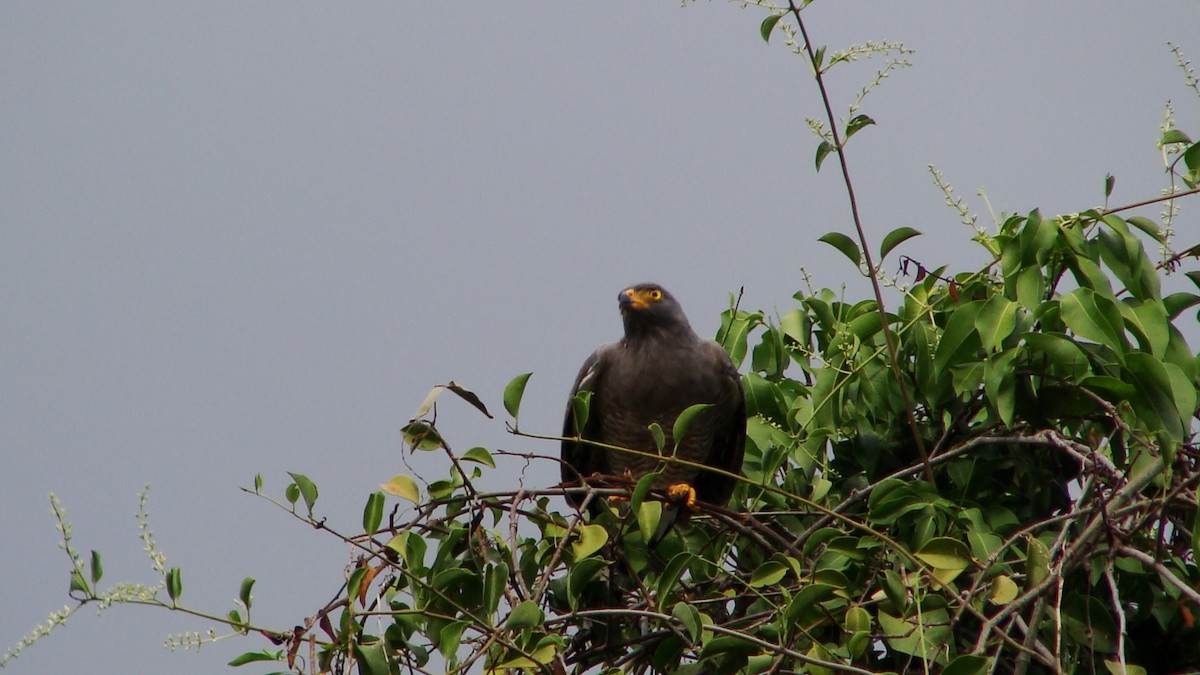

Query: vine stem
[
  {"left": 550, "top": 608, "right": 880, "bottom": 675},
  {"left": 786, "top": 1, "right": 934, "bottom": 482},
  {"left": 1105, "top": 184, "right": 1200, "bottom": 215}
]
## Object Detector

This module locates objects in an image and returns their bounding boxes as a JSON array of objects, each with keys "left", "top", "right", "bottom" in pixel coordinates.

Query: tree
[{"left": 8, "top": 4, "right": 1200, "bottom": 674}]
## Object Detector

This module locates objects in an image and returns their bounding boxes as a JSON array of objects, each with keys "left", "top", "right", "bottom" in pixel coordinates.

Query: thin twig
[{"left": 786, "top": 0, "right": 934, "bottom": 483}]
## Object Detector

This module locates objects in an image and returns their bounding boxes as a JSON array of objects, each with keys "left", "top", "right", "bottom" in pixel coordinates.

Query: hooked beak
[{"left": 619, "top": 288, "right": 648, "bottom": 312}]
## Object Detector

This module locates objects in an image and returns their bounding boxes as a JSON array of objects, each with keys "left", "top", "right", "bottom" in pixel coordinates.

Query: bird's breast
[{"left": 592, "top": 343, "right": 724, "bottom": 481}]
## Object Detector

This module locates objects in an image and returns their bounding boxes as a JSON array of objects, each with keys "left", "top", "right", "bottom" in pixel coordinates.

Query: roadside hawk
[{"left": 561, "top": 283, "right": 746, "bottom": 538}]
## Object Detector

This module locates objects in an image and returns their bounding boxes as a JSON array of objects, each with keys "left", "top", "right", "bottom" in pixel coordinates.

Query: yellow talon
[{"left": 667, "top": 483, "right": 697, "bottom": 509}]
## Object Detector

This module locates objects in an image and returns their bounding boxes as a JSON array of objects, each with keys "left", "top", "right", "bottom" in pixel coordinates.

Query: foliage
[{"left": 8, "top": 3, "right": 1200, "bottom": 675}]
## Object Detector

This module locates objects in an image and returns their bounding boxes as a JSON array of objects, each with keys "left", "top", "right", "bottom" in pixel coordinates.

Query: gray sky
[{"left": 3, "top": 3, "right": 1197, "bottom": 673}]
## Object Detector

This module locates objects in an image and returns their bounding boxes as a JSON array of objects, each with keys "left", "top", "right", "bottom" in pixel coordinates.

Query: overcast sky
[{"left": 3, "top": 2, "right": 1198, "bottom": 673}]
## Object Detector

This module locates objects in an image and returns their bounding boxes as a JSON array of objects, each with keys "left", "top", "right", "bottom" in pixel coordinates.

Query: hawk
[{"left": 561, "top": 283, "right": 746, "bottom": 540}]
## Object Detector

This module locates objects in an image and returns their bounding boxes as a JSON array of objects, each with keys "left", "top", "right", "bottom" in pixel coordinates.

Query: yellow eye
[{"left": 648, "top": 289, "right": 663, "bottom": 301}]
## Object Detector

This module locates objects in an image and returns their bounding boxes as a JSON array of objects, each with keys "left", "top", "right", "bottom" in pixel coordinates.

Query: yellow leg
[{"left": 666, "top": 483, "right": 697, "bottom": 509}]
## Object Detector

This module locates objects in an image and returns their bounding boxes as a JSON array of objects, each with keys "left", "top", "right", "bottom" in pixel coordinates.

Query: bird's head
[{"left": 618, "top": 283, "right": 694, "bottom": 339}]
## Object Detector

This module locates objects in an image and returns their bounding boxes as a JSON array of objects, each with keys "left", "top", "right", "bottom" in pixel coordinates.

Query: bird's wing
[
  {"left": 691, "top": 341, "right": 747, "bottom": 506},
  {"left": 561, "top": 345, "right": 612, "bottom": 506}
]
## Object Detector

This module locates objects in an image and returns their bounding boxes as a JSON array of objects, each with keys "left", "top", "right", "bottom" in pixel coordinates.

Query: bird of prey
[{"left": 561, "top": 283, "right": 746, "bottom": 540}]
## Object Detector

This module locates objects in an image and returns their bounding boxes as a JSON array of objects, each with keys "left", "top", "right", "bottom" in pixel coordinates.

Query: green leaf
[
  {"left": 846, "top": 309, "right": 883, "bottom": 342},
  {"left": 353, "top": 640, "right": 393, "bottom": 675},
  {"left": 502, "top": 372, "right": 533, "bottom": 420},
  {"left": 385, "top": 531, "right": 427, "bottom": 572},
  {"left": 482, "top": 561, "right": 509, "bottom": 615},
  {"left": 975, "top": 295, "right": 1018, "bottom": 352},
  {"left": 1185, "top": 140, "right": 1200, "bottom": 170},
  {"left": 944, "top": 654, "right": 993, "bottom": 675},
  {"left": 630, "top": 470, "right": 662, "bottom": 512},
  {"left": 437, "top": 620, "right": 469, "bottom": 663},
  {"left": 845, "top": 605, "right": 872, "bottom": 633},
  {"left": 748, "top": 560, "right": 788, "bottom": 588},
  {"left": 672, "top": 403, "right": 713, "bottom": 448},
  {"left": 879, "top": 606, "right": 952, "bottom": 663},
  {"left": 718, "top": 307, "right": 764, "bottom": 368},
  {"left": 427, "top": 478, "right": 457, "bottom": 500},
  {"left": 1125, "top": 352, "right": 1184, "bottom": 441},
  {"left": 252, "top": 473, "right": 263, "bottom": 492},
  {"left": 759, "top": 13, "right": 782, "bottom": 43},
  {"left": 1184, "top": 141, "right": 1200, "bottom": 186},
  {"left": 1121, "top": 300, "right": 1169, "bottom": 356},
  {"left": 1017, "top": 208, "right": 1059, "bottom": 266},
  {"left": 648, "top": 422, "right": 666, "bottom": 453},
  {"left": 569, "top": 390, "right": 591, "bottom": 435},
  {"left": 166, "top": 567, "right": 182, "bottom": 602},
  {"left": 700, "top": 634, "right": 758, "bottom": 658},
  {"left": 1015, "top": 266, "right": 1045, "bottom": 309},
  {"left": 1060, "top": 288, "right": 1127, "bottom": 352},
  {"left": 1072, "top": 256, "right": 1117, "bottom": 296},
  {"left": 401, "top": 420, "right": 444, "bottom": 451},
  {"left": 460, "top": 446, "right": 496, "bottom": 468},
  {"left": 1063, "top": 595, "right": 1116, "bottom": 654},
  {"left": 1163, "top": 292, "right": 1200, "bottom": 319},
  {"left": 1103, "top": 660, "right": 1147, "bottom": 675},
  {"left": 786, "top": 584, "right": 835, "bottom": 621},
  {"left": 989, "top": 574, "right": 1018, "bottom": 605},
  {"left": 567, "top": 557, "right": 607, "bottom": 610},
  {"left": 432, "top": 566, "right": 473, "bottom": 591},
  {"left": 381, "top": 474, "right": 421, "bottom": 504},
  {"left": 572, "top": 524, "right": 608, "bottom": 559},
  {"left": 934, "top": 300, "right": 983, "bottom": 373},
  {"left": 228, "top": 650, "right": 283, "bottom": 667},
  {"left": 505, "top": 600, "right": 544, "bottom": 629},
  {"left": 1098, "top": 218, "right": 1160, "bottom": 301},
  {"left": 1026, "top": 535, "right": 1050, "bottom": 588},
  {"left": 671, "top": 602, "right": 703, "bottom": 645},
  {"left": 880, "top": 226, "right": 921, "bottom": 261},
  {"left": 1104, "top": 173, "right": 1115, "bottom": 199},
  {"left": 750, "top": 323, "right": 788, "bottom": 377},
  {"left": 89, "top": 550, "right": 103, "bottom": 584},
  {"left": 845, "top": 114, "right": 875, "bottom": 139},
  {"left": 1160, "top": 129, "right": 1192, "bottom": 146},
  {"left": 815, "top": 140, "right": 836, "bottom": 171},
  {"left": 287, "top": 472, "right": 319, "bottom": 515},
  {"left": 818, "top": 231, "right": 861, "bottom": 266},
  {"left": 363, "top": 491, "right": 385, "bottom": 536},
  {"left": 347, "top": 566, "right": 368, "bottom": 606},
  {"left": 882, "top": 569, "right": 907, "bottom": 611},
  {"left": 492, "top": 642, "right": 558, "bottom": 670},
  {"left": 780, "top": 308, "right": 809, "bottom": 344},
  {"left": 637, "top": 500, "right": 663, "bottom": 545},
  {"left": 69, "top": 569, "right": 89, "bottom": 595},
  {"left": 239, "top": 577, "right": 255, "bottom": 610},
  {"left": 915, "top": 537, "right": 972, "bottom": 582},
  {"left": 1081, "top": 375, "right": 1136, "bottom": 402},
  {"left": 967, "top": 529, "right": 1003, "bottom": 562},
  {"left": 984, "top": 348, "right": 1019, "bottom": 427},
  {"left": 1024, "top": 331, "right": 1087, "bottom": 370},
  {"left": 284, "top": 482, "right": 300, "bottom": 506},
  {"left": 656, "top": 552, "right": 694, "bottom": 612},
  {"left": 1126, "top": 215, "right": 1166, "bottom": 244}
]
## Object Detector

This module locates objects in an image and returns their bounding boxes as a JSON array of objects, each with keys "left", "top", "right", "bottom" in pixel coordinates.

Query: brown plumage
[{"left": 561, "top": 283, "right": 745, "bottom": 538}]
